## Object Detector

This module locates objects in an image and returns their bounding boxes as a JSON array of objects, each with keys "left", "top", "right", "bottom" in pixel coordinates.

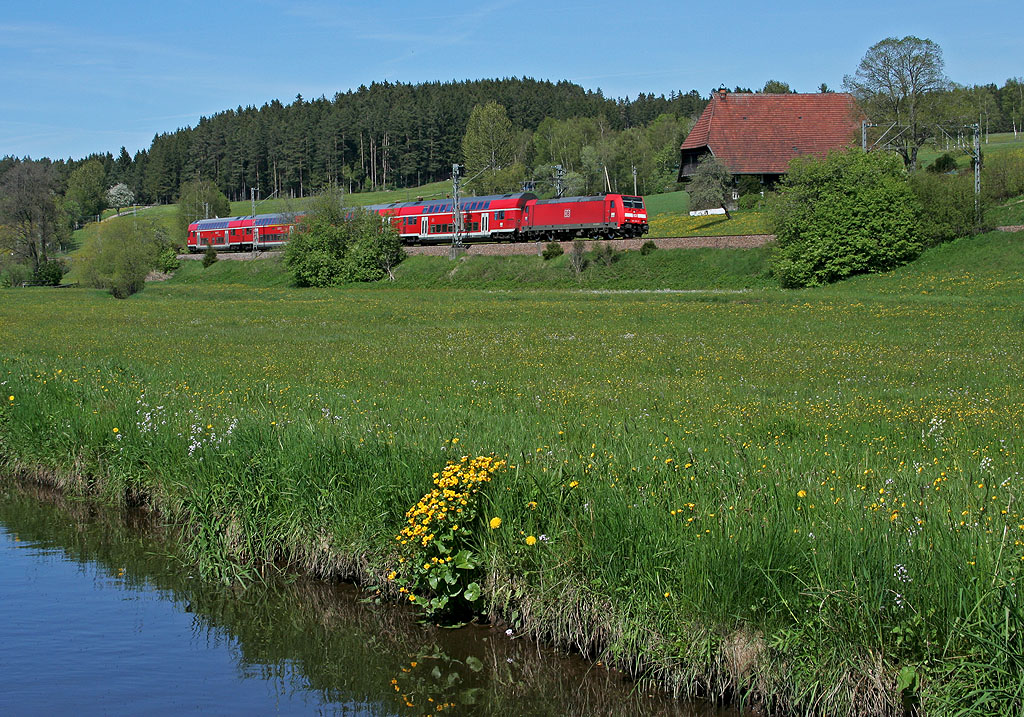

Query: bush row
[{"left": 767, "top": 148, "right": 1024, "bottom": 288}]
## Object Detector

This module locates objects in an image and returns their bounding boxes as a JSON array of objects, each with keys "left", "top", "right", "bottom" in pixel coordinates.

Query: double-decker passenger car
[
  {"left": 370, "top": 193, "right": 536, "bottom": 244},
  {"left": 186, "top": 213, "right": 302, "bottom": 252}
]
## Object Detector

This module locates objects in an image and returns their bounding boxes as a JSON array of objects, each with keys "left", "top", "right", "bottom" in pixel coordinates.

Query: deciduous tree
[
  {"left": 106, "top": 183, "right": 135, "bottom": 215},
  {"left": 462, "top": 102, "right": 522, "bottom": 194},
  {"left": 66, "top": 159, "right": 107, "bottom": 223},
  {"left": 844, "top": 36, "right": 951, "bottom": 170},
  {"left": 761, "top": 80, "right": 794, "bottom": 94},
  {"left": 0, "top": 161, "right": 69, "bottom": 274},
  {"left": 176, "top": 179, "right": 231, "bottom": 240},
  {"left": 687, "top": 155, "right": 732, "bottom": 218}
]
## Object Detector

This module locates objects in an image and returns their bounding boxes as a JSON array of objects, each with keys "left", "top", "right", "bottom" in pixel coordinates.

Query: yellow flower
[
  {"left": 568, "top": 480, "right": 579, "bottom": 488},
  {"left": 525, "top": 535, "right": 537, "bottom": 546},
  {"left": 7, "top": 396, "right": 12, "bottom": 402},
  {"left": 489, "top": 516, "right": 502, "bottom": 530},
  {"left": 797, "top": 490, "right": 806, "bottom": 498},
  {"left": 112, "top": 427, "right": 119, "bottom": 433}
]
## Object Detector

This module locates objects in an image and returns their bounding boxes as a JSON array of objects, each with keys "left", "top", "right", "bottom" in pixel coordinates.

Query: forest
[{"left": 0, "top": 78, "right": 707, "bottom": 208}]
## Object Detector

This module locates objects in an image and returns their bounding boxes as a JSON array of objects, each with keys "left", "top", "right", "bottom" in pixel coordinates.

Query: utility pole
[
  {"left": 553, "top": 164, "right": 565, "bottom": 198},
  {"left": 450, "top": 163, "right": 464, "bottom": 260},
  {"left": 250, "top": 188, "right": 256, "bottom": 218},
  {"left": 632, "top": 165, "right": 638, "bottom": 195},
  {"left": 935, "top": 122, "right": 983, "bottom": 228},
  {"left": 973, "top": 123, "right": 982, "bottom": 228}
]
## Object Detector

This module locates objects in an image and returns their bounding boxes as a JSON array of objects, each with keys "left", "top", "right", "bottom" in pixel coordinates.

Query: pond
[{"left": 0, "top": 480, "right": 734, "bottom": 716}]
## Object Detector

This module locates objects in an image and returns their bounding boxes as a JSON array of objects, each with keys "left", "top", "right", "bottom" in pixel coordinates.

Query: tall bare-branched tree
[
  {"left": 0, "top": 162, "right": 69, "bottom": 274},
  {"left": 844, "top": 36, "right": 951, "bottom": 170}
]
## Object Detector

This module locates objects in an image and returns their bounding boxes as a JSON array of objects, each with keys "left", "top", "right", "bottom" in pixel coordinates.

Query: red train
[{"left": 186, "top": 192, "right": 647, "bottom": 251}]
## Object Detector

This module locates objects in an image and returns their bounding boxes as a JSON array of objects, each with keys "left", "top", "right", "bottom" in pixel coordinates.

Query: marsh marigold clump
[{"left": 391, "top": 455, "right": 506, "bottom": 618}]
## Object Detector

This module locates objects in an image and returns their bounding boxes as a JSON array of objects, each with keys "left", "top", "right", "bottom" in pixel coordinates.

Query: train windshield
[{"left": 622, "top": 196, "right": 645, "bottom": 209}]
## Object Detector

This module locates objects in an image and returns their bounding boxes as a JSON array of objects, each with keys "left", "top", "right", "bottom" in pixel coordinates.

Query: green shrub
[
  {"left": 927, "top": 153, "right": 959, "bottom": 174},
  {"left": 590, "top": 241, "right": 618, "bottom": 267},
  {"left": 736, "top": 175, "right": 762, "bottom": 196},
  {"left": 284, "top": 189, "right": 404, "bottom": 287},
  {"left": 77, "top": 217, "right": 174, "bottom": 298},
  {"left": 769, "top": 149, "right": 922, "bottom": 288},
  {"left": 32, "top": 260, "right": 65, "bottom": 286},
  {"left": 982, "top": 149, "right": 1024, "bottom": 205},
  {"left": 541, "top": 242, "right": 564, "bottom": 260},
  {"left": 202, "top": 245, "right": 218, "bottom": 268},
  {"left": 640, "top": 240, "right": 658, "bottom": 256},
  {"left": 910, "top": 171, "right": 981, "bottom": 245},
  {"left": 0, "top": 263, "right": 32, "bottom": 288},
  {"left": 157, "top": 246, "right": 180, "bottom": 274},
  {"left": 568, "top": 239, "right": 587, "bottom": 276},
  {"left": 737, "top": 193, "right": 761, "bottom": 210}
]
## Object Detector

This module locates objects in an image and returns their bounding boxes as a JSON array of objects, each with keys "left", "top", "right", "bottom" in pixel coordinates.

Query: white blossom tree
[{"left": 106, "top": 183, "right": 135, "bottom": 216}]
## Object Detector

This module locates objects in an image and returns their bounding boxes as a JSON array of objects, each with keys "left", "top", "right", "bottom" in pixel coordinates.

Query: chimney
[{"left": 717, "top": 87, "right": 728, "bottom": 101}]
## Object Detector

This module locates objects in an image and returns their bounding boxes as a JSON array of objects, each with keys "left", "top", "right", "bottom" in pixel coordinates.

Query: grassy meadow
[{"left": 4, "top": 230, "right": 1023, "bottom": 713}]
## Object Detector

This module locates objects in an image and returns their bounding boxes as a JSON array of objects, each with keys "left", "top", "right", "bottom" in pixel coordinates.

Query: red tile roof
[{"left": 681, "top": 92, "right": 863, "bottom": 174}]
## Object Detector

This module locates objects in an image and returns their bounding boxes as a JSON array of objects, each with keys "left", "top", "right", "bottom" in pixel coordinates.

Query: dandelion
[
  {"left": 525, "top": 535, "right": 537, "bottom": 546},
  {"left": 797, "top": 489, "right": 806, "bottom": 498},
  {"left": 7, "top": 395, "right": 12, "bottom": 402},
  {"left": 112, "top": 427, "right": 119, "bottom": 433},
  {"left": 489, "top": 516, "right": 502, "bottom": 529}
]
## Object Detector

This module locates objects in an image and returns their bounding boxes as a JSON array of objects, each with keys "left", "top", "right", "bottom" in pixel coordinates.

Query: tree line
[{"left": 0, "top": 78, "right": 707, "bottom": 210}]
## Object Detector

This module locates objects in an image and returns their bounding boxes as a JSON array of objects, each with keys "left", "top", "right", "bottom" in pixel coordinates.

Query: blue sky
[{"left": 1, "top": 0, "right": 1020, "bottom": 161}]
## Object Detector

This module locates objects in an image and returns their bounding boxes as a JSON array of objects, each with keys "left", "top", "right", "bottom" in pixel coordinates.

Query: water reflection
[{"left": 0, "top": 480, "right": 732, "bottom": 716}]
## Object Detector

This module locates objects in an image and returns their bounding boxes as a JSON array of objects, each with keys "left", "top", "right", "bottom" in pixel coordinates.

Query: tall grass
[{"left": 2, "top": 232, "right": 1023, "bottom": 714}]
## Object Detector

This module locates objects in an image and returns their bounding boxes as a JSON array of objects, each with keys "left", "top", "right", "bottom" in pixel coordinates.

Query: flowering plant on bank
[{"left": 389, "top": 455, "right": 505, "bottom": 618}]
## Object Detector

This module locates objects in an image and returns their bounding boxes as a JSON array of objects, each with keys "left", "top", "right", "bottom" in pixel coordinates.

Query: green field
[
  {"left": 3, "top": 230, "right": 1023, "bottom": 714},
  {"left": 917, "top": 131, "right": 1024, "bottom": 169}
]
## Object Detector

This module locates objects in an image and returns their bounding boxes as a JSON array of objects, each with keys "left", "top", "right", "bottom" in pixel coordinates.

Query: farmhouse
[{"left": 678, "top": 89, "right": 862, "bottom": 185}]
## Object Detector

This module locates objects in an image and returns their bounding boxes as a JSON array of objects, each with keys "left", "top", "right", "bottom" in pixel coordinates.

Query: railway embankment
[{"left": 177, "top": 234, "right": 775, "bottom": 261}]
